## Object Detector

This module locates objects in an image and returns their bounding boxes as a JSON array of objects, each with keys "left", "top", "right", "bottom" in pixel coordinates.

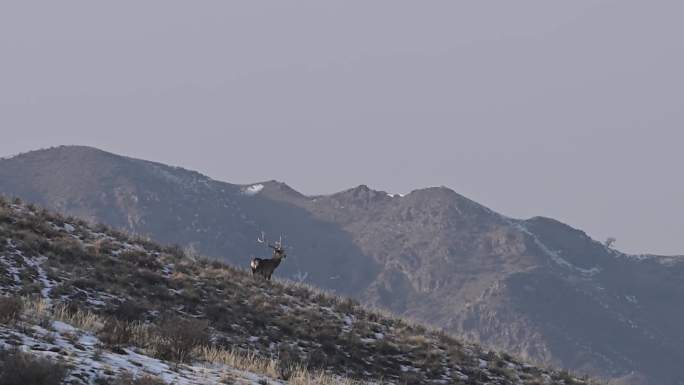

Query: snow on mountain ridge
[{"left": 243, "top": 184, "right": 264, "bottom": 196}]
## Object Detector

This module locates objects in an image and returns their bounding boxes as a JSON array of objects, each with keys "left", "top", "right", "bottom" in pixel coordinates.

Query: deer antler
[
  {"left": 259, "top": 231, "right": 286, "bottom": 253},
  {"left": 259, "top": 232, "right": 277, "bottom": 250}
]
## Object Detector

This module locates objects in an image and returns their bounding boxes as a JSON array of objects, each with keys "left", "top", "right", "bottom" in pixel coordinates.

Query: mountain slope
[
  {"left": 0, "top": 197, "right": 590, "bottom": 385},
  {"left": 0, "top": 146, "right": 378, "bottom": 295},
  {"left": 264, "top": 183, "right": 684, "bottom": 384},
  {"left": 1, "top": 146, "right": 683, "bottom": 384}
]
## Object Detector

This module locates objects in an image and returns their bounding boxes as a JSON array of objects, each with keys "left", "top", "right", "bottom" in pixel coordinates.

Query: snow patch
[
  {"left": 243, "top": 184, "right": 264, "bottom": 196},
  {"left": 52, "top": 321, "right": 78, "bottom": 334},
  {"left": 1, "top": 319, "right": 281, "bottom": 385}
]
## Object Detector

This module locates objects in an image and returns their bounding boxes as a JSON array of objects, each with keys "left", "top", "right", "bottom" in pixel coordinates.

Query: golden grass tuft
[
  {"left": 21, "top": 296, "right": 51, "bottom": 325},
  {"left": 196, "top": 346, "right": 280, "bottom": 379},
  {"left": 195, "top": 345, "right": 365, "bottom": 385},
  {"left": 52, "top": 303, "right": 104, "bottom": 332},
  {"left": 19, "top": 296, "right": 103, "bottom": 332}
]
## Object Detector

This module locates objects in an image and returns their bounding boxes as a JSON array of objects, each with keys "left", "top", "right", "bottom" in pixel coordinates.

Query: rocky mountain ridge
[{"left": 1, "top": 145, "right": 683, "bottom": 384}]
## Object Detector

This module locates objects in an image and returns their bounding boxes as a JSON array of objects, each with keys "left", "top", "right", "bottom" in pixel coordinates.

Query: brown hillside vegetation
[{"left": 0, "top": 196, "right": 597, "bottom": 384}]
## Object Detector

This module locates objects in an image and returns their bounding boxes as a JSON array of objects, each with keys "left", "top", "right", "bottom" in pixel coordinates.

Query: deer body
[
  {"left": 250, "top": 234, "right": 286, "bottom": 281},
  {"left": 250, "top": 255, "right": 283, "bottom": 280}
]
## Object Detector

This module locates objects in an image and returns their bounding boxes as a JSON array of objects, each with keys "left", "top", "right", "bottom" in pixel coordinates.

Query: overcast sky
[{"left": 1, "top": 1, "right": 682, "bottom": 255}]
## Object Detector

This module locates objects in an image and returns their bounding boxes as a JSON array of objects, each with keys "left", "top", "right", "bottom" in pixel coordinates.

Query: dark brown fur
[{"left": 250, "top": 245, "right": 286, "bottom": 280}]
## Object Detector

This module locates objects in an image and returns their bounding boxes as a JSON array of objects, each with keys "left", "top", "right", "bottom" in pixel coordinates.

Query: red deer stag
[{"left": 250, "top": 233, "right": 286, "bottom": 281}]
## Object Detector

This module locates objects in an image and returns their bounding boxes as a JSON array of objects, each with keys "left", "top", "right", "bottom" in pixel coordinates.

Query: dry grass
[
  {"left": 9, "top": 295, "right": 367, "bottom": 385},
  {"left": 286, "top": 368, "right": 361, "bottom": 385},
  {"left": 20, "top": 297, "right": 104, "bottom": 332},
  {"left": 197, "top": 346, "right": 280, "bottom": 379},
  {"left": 195, "top": 345, "right": 364, "bottom": 385},
  {"left": 52, "top": 303, "right": 104, "bottom": 332},
  {"left": 21, "top": 296, "right": 52, "bottom": 327},
  {"left": 98, "top": 318, "right": 138, "bottom": 348}
]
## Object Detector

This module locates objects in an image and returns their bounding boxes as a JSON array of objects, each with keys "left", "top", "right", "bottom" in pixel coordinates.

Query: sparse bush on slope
[
  {"left": 0, "top": 296, "right": 22, "bottom": 324},
  {"left": 0, "top": 348, "right": 69, "bottom": 385},
  {"left": 153, "top": 316, "right": 210, "bottom": 363}
]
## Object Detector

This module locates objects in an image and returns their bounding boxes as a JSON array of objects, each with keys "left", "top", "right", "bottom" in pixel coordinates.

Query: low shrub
[
  {"left": 162, "top": 244, "right": 185, "bottom": 260},
  {"left": 51, "top": 236, "right": 90, "bottom": 261},
  {"left": 0, "top": 348, "right": 69, "bottom": 385},
  {"left": 153, "top": 316, "right": 210, "bottom": 363},
  {"left": 334, "top": 297, "right": 359, "bottom": 314},
  {"left": 0, "top": 207, "right": 9, "bottom": 223},
  {"left": 0, "top": 296, "right": 23, "bottom": 324},
  {"left": 98, "top": 318, "right": 134, "bottom": 348},
  {"left": 111, "top": 300, "right": 147, "bottom": 322}
]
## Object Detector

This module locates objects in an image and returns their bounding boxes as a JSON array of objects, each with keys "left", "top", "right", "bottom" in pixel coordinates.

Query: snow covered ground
[{"left": 0, "top": 318, "right": 279, "bottom": 385}]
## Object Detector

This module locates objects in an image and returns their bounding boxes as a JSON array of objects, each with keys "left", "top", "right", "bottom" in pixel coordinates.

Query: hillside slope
[
  {"left": 0, "top": 146, "right": 378, "bottom": 295},
  {"left": 2, "top": 146, "right": 684, "bottom": 384},
  {"left": 0, "top": 197, "right": 591, "bottom": 384},
  {"left": 263, "top": 184, "right": 684, "bottom": 384}
]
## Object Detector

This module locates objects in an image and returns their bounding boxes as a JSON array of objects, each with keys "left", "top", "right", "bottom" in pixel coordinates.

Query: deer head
[{"left": 258, "top": 232, "right": 286, "bottom": 259}]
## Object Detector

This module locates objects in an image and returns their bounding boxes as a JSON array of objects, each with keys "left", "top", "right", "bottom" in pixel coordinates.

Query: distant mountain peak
[
  {"left": 335, "top": 184, "right": 376, "bottom": 194},
  {"left": 329, "top": 184, "right": 391, "bottom": 207},
  {"left": 253, "top": 180, "right": 307, "bottom": 201},
  {"left": 4, "top": 145, "right": 111, "bottom": 162}
]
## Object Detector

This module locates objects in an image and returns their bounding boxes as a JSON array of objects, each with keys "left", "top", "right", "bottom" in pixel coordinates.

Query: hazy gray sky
[{"left": 1, "top": 1, "right": 683, "bottom": 255}]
